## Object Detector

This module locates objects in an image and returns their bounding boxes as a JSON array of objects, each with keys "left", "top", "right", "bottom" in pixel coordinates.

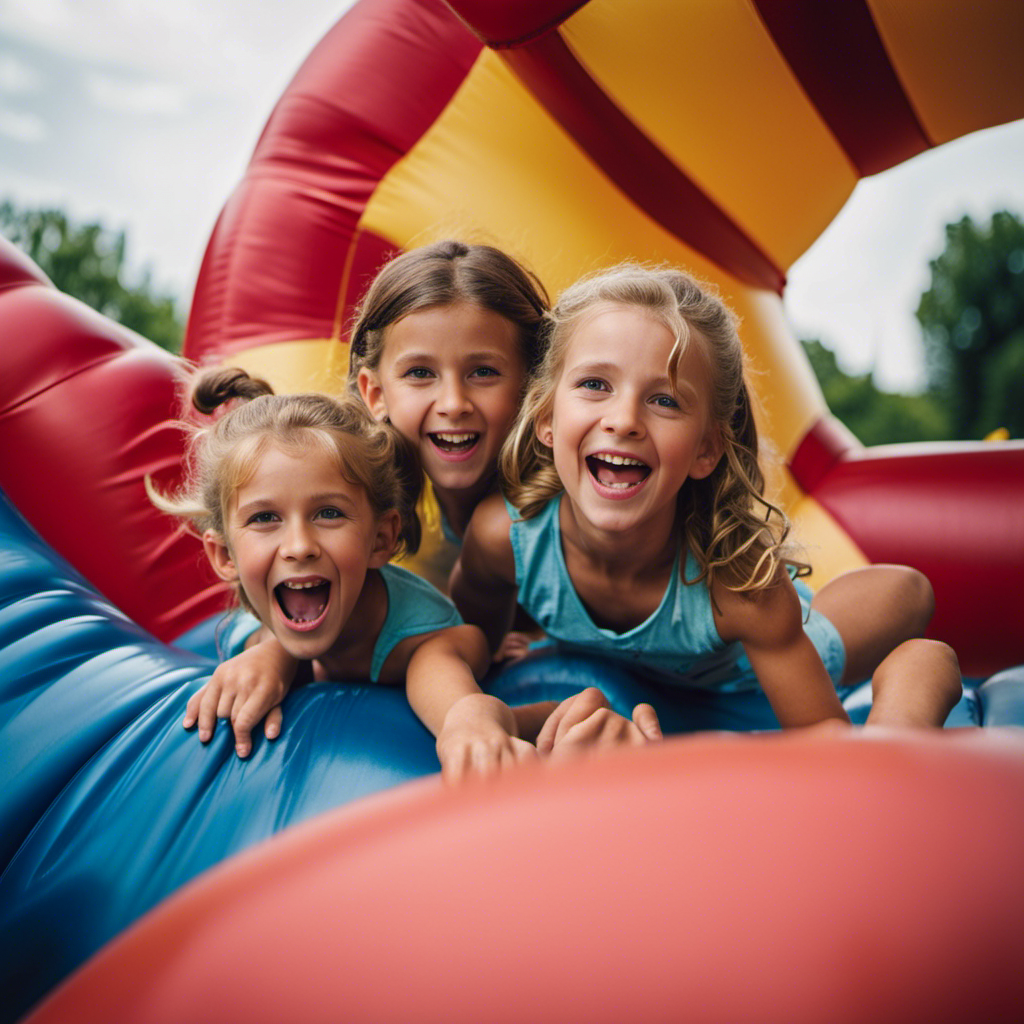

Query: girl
[
  {"left": 451, "top": 264, "right": 963, "bottom": 731},
  {"left": 348, "top": 238, "right": 549, "bottom": 590},
  {"left": 149, "top": 367, "right": 539, "bottom": 781}
]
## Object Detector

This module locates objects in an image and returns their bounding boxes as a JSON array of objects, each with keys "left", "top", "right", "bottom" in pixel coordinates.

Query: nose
[
  {"left": 279, "top": 518, "right": 319, "bottom": 561},
  {"left": 436, "top": 377, "right": 473, "bottom": 419},
  {"left": 601, "top": 393, "right": 644, "bottom": 438}
]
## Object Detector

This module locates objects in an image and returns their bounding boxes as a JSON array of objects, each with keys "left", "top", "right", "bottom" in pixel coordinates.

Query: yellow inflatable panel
[
  {"left": 868, "top": 0, "right": 1024, "bottom": 144},
  {"left": 220, "top": 339, "right": 344, "bottom": 397},
  {"left": 360, "top": 49, "right": 825, "bottom": 463},
  {"left": 562, "top": 0, "right": 858, "bottom": 269}
]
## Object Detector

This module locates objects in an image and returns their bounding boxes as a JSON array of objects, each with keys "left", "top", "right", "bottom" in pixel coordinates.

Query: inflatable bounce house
[{"left": 3, "top": 2, "right": 1024, "bottom": 1020}]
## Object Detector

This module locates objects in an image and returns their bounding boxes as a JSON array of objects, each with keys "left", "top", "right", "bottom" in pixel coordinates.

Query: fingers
[
  {"left": 632, "top": 703, "right": 662, "bottom": 741},
  {"left": 183, "top": 673, "right": 286, "bottom": 756},
  {"left": 183, "top": 687, "right": 203, "bottom": 730},
  {"left": 264, "top": 705, "right": 283, "bottom": 741},
  {"left": 439, "top": 735, "right": 538, "bottom": 785},
  {"left": 493, "top": 631, "right": 533, "bottom": 664},
  {"left": 197, "top": 680, "right": 227, "bottom": 742},
  {"left": 536, "top": 687, "right": 609, "bottom": 753},
  {"left": 231, "top": 695, "right": 265, "bottom": 759}
]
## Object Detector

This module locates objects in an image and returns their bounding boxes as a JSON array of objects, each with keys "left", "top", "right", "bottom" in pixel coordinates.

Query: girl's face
[
  {"left": 203, "top": 441, "right": 398, "bottom": 661},
  {"left": 358, "top": 301, "right": 526, "bottom": 497},
  {"left": 537, "top": 304, "right": 722, "bottom": 539}
]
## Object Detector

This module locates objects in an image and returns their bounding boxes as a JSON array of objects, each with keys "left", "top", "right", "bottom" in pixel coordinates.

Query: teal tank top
[{"left": 506, "top": 496, "right": 841, "bottom": 693}]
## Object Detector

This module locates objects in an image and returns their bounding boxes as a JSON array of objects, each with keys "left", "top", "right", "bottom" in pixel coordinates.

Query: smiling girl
[
  {"left": 148, "top": 368, "right": 537, "bottom": 779},
  {"left": 451, "top": 264, "right": 963, "bottom": 731},
  {"left": 348, "top": 239, "right": 549, "bottom": 576}
]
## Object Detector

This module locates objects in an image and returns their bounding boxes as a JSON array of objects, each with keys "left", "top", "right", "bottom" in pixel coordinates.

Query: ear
[
  {"left": 535, "top": 416, "right": 554, "bottom": 448},
  {"left": 357, "top": 367, "right": 389, "bottom": 423},
  {"left": 368, "top": 509, "right": 401, "bottom": 568},
  {"left": 688, "top": 427, "right": 724, "bottom": 481},
  {"left": 203, "top": 529, "right": 239, "bottom": 582}
]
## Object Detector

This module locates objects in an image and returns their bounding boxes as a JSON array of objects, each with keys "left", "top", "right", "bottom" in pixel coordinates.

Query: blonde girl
[
  {"left": 149, "top": 368, "right": 537, "bottom": 780},
  {"left": 451, "top": 264, "right": 963, "bottom": 731}
]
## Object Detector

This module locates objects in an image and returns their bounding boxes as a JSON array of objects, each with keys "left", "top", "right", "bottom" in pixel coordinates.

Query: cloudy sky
[{"left": 2, "top": 0, "right": 1023, "bottom": 391}]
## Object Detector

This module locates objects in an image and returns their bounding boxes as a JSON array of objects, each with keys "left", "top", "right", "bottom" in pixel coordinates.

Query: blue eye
[
  {"left": 470, "top": 366, "right": 500, "bottom": 378},
  {"left": 246, "top": 511, "right": 279, "bottom": 525},
  {"left": 317, "top": 507, "right": 345, "bottom": 520},
  {"left": 578, "top": 378, "right": 607, "bottom": 392},
  {"left": 652, "top": 394, "right": 679, "bottom": 409},
  {"left": 403, "top": 367, "right": 434, "bottom": 379}
]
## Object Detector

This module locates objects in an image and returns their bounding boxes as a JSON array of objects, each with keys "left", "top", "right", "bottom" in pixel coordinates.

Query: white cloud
[
  {"left": 0, "top": 0, "right": 348, "bottom": 99},
  {"left": 0, "top": 104, "right": 46, "bottom": 141},
  {"left": 0, "top": 52, "right": 42, "bottom": 93},
  {"left": 85, "top": 72, "right": 186, "bottom": 116}
]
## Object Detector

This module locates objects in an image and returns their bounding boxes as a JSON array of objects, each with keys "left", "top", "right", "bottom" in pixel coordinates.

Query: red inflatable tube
[
  {"left": 24, "top": 730, "right": 1024, "bottom": 1024},
  {"left": 0, "top": 239, "right": 226, "bottom": 641}
]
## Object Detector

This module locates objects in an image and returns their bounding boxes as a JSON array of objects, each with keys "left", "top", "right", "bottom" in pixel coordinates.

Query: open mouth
[
  {"left": 586, "top": 453, "right": 650, "bottom": 490},
  {"left": 429, "top": 431, "right": 479, "bottom": 455},
  {"left": 275, "top": 577, "right": 330, "bottom": 630}
]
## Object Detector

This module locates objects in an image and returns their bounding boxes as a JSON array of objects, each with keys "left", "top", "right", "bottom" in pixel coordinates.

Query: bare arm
[
  {"left": 449, "top": 493, "right": 519, "bottom": 655},
  {"left": 403, "top": 624, "right": 537, "bottom": 782},
  {"left": 714, "top": 572, "right": 850, "bottom": 729}
]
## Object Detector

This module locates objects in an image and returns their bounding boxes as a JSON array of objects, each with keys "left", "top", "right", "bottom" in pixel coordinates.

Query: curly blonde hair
[
  {"left": 148, "top": 368, "right": 422, "bottom": 613},
  {"left": 502, "top": 263, "right": 801, "bottom": 594}
]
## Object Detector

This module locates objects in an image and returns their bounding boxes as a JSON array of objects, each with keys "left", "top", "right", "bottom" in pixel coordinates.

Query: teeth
[
  {"left": 434, "top": 432, "right": 477, "bottom": 442},
  {"left": 594, "top": 454, "right": 646, "bottom": 467},
  {"left": 282, "top": 580, "right": 324, "bottom": 589}
]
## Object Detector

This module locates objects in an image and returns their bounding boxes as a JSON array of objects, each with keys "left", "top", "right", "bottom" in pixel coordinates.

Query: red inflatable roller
[{"left": 26, "top": 730, "right": 1024, "bottom": 1023}]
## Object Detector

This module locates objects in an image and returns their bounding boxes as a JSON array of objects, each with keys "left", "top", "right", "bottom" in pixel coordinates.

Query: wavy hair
[
  {"left": 502, "top": 263, "right": 802, "bottom": 594},
  {"left": 148, "top": 368, "right": 422, "bottom": 613}
]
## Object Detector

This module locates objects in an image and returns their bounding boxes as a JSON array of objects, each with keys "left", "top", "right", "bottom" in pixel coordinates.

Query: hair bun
[{"left": 192, "top": 367, "right": 274, "bottom": 415}]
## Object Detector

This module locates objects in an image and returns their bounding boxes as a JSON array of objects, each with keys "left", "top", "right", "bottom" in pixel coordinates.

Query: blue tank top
[{"left": 507, "top": 496, "right": 760, "bottom": 692}]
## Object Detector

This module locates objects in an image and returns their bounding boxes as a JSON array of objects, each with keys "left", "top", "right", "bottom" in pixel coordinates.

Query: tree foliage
[
  {"left": 917, "top": 211, "right": 1024, "bottom": 439},
  {"left": 0, "top": 200, "right": 184, "bottom": 353},
  {"left": 801, "top": 339, "right": 951, "bottom": 446}
]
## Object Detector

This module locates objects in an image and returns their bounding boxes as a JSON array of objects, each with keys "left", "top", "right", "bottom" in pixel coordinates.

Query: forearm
[{"left": 405, "top": 627, "right": 498, "bottom": 738}]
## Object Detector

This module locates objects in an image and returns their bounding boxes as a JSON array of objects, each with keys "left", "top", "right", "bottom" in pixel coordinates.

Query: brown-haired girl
[
  {"left": 452, "top": 264, "right": 963, "bottom": 730},
  {"left": 349, "top": 238, "right": 549, "bottom": 589}
]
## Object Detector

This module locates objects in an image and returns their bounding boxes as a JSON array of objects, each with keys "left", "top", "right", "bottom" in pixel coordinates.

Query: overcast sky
[{"left": 2, "top": 0, "right": 1022, "bottom": 391}]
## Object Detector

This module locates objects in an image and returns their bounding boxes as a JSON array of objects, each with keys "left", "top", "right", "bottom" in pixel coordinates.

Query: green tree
[
  {"left": 917, "top": 211, "right": 1024, "bottom": 439},
  {"left": 801, "top": 339, "right": 951, "bottom": 446},
  {"left": 1, "top": 200, "right": 184, "bottom": 353}
]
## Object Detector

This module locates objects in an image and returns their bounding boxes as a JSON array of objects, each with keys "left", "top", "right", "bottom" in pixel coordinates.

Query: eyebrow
[
  {"left": 234, "top": 492, "right": 359, "bottom": 518},
  {"left": 569, "top": 360, "right": 678, "bottom": 390},
  {"left": 392, "top": 349, "right": 513, "bottom": 366}
]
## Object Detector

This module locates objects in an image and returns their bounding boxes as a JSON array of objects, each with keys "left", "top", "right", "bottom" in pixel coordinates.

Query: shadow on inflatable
[{"left": 3, "top": 1, "right": 1024, "bottom": 1020}]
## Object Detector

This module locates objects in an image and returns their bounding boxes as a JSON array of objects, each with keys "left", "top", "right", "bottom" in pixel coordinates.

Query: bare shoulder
[
  {"left": 711, "top": 566, "right": 804, "bottom": 647},
  {"left": 459, "top": 492, "right": 515, "bottom": 583}
]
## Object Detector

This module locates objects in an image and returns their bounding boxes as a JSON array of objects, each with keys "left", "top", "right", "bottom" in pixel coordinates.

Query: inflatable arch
[
  {"left": 2, "top": 2, "right": 1024, "bottom": 1021},
  {"left": 184, "top": 0, "right": 1024, "bottom": 672}
]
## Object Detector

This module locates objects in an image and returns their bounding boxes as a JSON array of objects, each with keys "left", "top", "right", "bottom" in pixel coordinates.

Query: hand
[
  {"left": 536, "top": 687, "right": 662, "bottom": 759},
  {"left": 183, "top": 639, "right": 298, "bottom": 758},
  {"left": 493, "top": 630, "right": 535, "bottom": 664},
  {"left": 436, "top": 693, "right": 539, "bottom": 783}
]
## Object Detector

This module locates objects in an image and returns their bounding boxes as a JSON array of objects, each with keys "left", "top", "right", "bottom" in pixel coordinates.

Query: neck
[
  {"left": 559, "top": 497, "right": 678, "bottom": 580},
  {"left": 316, "top": 568, "right": 387, "bottom": 677},
  {"left": 431, "top": 472, "right": 497, "bottom": 539}
]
